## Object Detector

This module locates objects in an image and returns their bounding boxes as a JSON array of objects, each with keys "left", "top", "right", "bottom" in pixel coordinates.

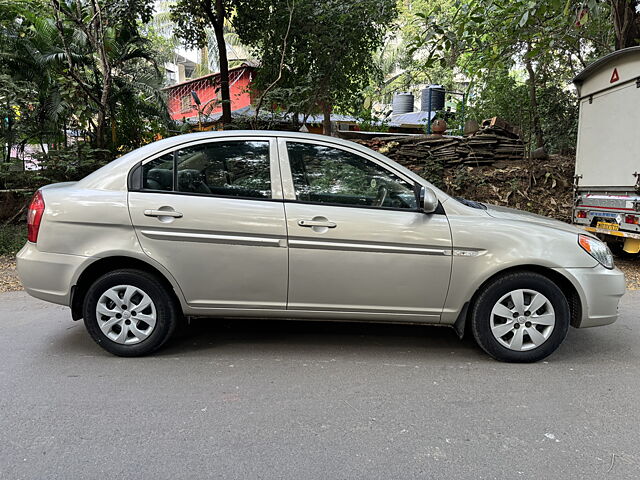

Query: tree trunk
[
  {"left": 91, "top": 0, "right": 111, "bottom": 149},
  {"left": 4, "top": 112, "right": 12, "bottom": 163},
  {"left": 51, "top": 0, "right": 109, "bottom": 147},
  {"left": 213, "top": 0, "right": 232, "bottom": 125},
  {"left": 611, "top": 0, "right": 640, "bottom": 50},
  {"left": 524, "top": 46, "right": 544, "bottom": 150},
  {"left": 322, "top": 102, "right": 332, "bottom": 136},
  {"left": 95, "top": 89, "right": 110, "bottom": 149}
]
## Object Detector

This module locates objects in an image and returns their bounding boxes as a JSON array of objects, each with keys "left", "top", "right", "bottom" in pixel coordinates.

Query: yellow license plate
[{"left": 597, "top": 221, "right": 619, "bottom": 231}]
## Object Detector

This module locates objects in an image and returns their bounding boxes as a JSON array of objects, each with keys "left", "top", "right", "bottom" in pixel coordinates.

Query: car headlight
[{"left": 578, "top": 234, "right": 614, "bottom": 269}]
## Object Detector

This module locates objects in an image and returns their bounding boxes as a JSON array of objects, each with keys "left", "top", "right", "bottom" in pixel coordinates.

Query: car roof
[
  {"left": 129, "top": 130, "right": 363, "bottom": 152},
  {"left": 75, "top": 130, "right": 452, "bottom": 204}
]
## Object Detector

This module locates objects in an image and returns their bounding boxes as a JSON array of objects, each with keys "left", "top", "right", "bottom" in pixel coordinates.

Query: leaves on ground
[{"left": 0, "top": 256, "right": 21, "bottom": 293}]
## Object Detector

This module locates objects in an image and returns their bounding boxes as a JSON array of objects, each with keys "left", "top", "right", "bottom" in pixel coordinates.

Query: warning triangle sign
[{"left": 610, "top": 68, "right": 620, "bottom": 83}]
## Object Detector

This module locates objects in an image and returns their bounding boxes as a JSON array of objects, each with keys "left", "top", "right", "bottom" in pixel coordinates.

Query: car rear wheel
[
  {"left": 83, "top": 269, "right": 179, "bottom": 356},
  {"left": 471, "top": 271, "right": 570, "bottom": 363}
]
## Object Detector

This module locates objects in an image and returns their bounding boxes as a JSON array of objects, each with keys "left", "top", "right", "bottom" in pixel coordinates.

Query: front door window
[{"left": 286, "top": 142, "right": 417, "bottom": 209}]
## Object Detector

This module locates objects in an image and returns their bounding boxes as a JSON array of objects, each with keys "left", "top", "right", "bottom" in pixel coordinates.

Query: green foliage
[
  {"left": 354, "top": 109, "right": 390, "bottom": 133},
  {"left": 400, "top": 0, "right": 615, "bottom": 153},
  {"left": 466, "top": 73, "right": 529, "bottom": 130},
  {"left": 35, "top": 144, "right": 113, "bottom": 183},
  {"left": 537, "top": 85, "right": 579, "bottom": 155},
  {"left": 234, "top": 0, "right": 397, "bottom": 119},
  {"left": 170, "top": 0, "right": 229, "bottom": 49},
  {"left": 0, "top": 0, "right": 171, "bottom": 160},
  {"left": 0, "top": 144, "right": 113, "bottom": 190},
  {"left": 0, "top": 161, "right": 44, "bottom": 191},
  {"left": 0, "top": 224, "right": 26, "bottom": 256}
]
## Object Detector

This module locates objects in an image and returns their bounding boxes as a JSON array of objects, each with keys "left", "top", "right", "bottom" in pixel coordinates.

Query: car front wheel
[
  {"left": 470, "top": 271, "right": 570, "bottom": 363},
  {"left": 83, "top": 269, "right": 179, "bottom": 356}
]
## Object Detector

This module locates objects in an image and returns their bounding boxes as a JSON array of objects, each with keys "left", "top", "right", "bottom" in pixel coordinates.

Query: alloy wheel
[{"left": 489, "top": 288, "right": 556, "bottom": 351}]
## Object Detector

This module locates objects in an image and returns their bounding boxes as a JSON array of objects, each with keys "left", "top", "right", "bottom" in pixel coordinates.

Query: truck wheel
[
  {"left": 471, "top": 271, "right": 570, "bottom": 363},
  {"left": 83, "top": 269, "right": 179, "bottom": 356}
]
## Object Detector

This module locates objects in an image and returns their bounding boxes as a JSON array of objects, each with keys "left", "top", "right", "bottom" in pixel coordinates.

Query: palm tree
[{"left": 1, "top": 0, "right": 169, "bottom": 152}]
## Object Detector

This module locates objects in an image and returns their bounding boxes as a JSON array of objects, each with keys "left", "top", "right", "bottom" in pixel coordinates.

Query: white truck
[{"left": 572, "top": 46, "right": 640, "bottom": 256}]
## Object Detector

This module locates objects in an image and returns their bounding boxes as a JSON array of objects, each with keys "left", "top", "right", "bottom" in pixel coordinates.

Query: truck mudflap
[{"left": 582, "top": 226, "right": 640, "bottom": 253}]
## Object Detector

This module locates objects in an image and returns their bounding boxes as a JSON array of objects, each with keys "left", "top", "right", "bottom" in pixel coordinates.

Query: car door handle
[
  {"left": 298, "top": 219, "right": 337, "bottom": 228},
  {"left": 144, "top": 209, "right": 183, "bottom": 218}
]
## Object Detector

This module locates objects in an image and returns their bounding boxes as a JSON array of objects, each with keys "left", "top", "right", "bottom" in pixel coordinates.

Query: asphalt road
[{"left": 1, "top": 291, "right": 639, "bottom": 480}]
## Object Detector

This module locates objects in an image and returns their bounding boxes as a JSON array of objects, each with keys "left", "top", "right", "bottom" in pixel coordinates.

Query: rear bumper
[
  {"left": 16, "top": 243, "right": 89, "bottom": 307},
  {"left": 555, "top": 264, "right": 626, "bottom": 328}
]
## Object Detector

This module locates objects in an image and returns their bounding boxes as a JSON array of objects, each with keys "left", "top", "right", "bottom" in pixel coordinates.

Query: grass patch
[{"left": 0, "top": 224, "right": 27, "bottom": 256}]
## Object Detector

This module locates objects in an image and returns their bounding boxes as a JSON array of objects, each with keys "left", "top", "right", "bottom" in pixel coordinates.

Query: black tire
[
  {"left": 83, "top": 269, "right": 180, "bottom": 357},
  {"left": 471, "top": 271, "right": 570, "bottom": 363}
]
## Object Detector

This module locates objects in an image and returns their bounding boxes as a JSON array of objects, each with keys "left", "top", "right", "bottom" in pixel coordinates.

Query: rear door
[
  {"left": 279, "top": 138, "right": 452, "bottom": 321},
  {"left": 128, "top": 137, "right": 288, "bottom": 310}
]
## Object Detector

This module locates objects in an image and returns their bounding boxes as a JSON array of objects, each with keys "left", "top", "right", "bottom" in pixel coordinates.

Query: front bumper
[
  {"left": 16, "top": 243, "right": 89, "bottom": 306},
  {"left": 555, "top": 264, "right": 626, "bottom": 328}
]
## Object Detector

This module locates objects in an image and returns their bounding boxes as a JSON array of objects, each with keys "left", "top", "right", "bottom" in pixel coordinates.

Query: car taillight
[
  {"left": 576, "top": 210, "right": 587, "bottom": 218},
  {"left": 625, "top": 214, "right": 639, "bottom": 225},
  {"left": 27, "top": 190, "right": 45, "bottom": 243}
]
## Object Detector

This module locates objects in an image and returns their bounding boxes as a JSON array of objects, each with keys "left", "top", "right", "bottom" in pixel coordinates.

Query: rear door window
[
  {"left": 141, "top": 140, "right": 272, "bottom": 199},
  {"left": 142, "top": 153, "right": 174, "bottom": 191},
  {"left": 176, "top": 141, "right": 271, "bottom": 198}
]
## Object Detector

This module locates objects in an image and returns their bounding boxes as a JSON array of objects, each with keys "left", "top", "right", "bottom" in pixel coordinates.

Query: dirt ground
[
  {"left": 614, "top": 258, "right": 640, "bottom": 290},
  {"left": 1, "top": 253, "right": 639, "bottom": 294},
  {"left": 0, "top": 255, "right": 21, "bottom": 292}
]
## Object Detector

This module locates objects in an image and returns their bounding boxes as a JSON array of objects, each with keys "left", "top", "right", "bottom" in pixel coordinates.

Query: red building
[{"left": 164, "top": 64, "right": 255, "bottom": 123}]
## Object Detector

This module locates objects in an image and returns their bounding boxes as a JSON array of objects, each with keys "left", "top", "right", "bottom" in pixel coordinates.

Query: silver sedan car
[{"left": 17, "top": 131, "right": 625, "bottom": 362}]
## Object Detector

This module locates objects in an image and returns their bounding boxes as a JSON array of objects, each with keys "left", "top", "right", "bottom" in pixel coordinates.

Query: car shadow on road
[
  {"left": 156, "top": 317, "right": 487, "bottom": 360},
  {"left": 50, "top": 313, "right": 634, "bottom": 365}
]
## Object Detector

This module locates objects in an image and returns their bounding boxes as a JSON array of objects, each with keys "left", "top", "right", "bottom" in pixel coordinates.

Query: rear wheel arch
[
  {"left": 71, "top": 256, "right": 184, "bottom": 320},
  {"left": 455, "top": 265, "right": 583, "bottom": 337}
]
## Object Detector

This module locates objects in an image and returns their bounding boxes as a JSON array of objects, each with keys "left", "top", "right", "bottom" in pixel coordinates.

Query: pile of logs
[
  {"left": 355, "top": 117, "right": 526, "bottom": 167},
  {"left": 475, "top": 117, "right": 526, "bottom": 162}
]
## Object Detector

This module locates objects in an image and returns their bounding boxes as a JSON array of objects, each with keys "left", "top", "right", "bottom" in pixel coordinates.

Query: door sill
[{"left": 183, "top": 305, "right": 440, "bottom": 324}]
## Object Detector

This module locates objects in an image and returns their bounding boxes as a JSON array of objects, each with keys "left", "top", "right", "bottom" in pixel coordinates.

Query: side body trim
[
  {"left": 288, "top": 238, "right": 450, "bottom": 255},
  {"left": 140, "top": 229, "right": 287, "bottom": 247}
]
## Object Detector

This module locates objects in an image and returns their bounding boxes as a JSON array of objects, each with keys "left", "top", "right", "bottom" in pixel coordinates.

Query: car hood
[{"left": 484, "top": 203, "right": 584, "bottom": 235}]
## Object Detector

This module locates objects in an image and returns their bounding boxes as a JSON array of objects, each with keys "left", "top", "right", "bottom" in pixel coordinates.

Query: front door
[
  {"left": 128, "top": 137, "right": 288, "bottom": 310},
  {"left": 279, "top": 139, "right": 452, "bottom": 320}
]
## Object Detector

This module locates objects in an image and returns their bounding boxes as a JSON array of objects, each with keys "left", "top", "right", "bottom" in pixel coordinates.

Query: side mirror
[{"left": 416, "top": 185, "right": 439, "bottom": 214}]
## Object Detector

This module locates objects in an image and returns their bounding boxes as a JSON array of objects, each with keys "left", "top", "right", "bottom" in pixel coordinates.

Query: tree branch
[
  {"left": 252, "top": 0, "right": 295, "bottom": 128},
  {"left": 50, "top": 0, "right": 103, "bottom": 107}
]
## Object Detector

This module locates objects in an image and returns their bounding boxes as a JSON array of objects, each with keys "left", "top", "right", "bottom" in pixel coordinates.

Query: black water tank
[{"left": 421, "top": 85, "right": 445, "bottom": 112}]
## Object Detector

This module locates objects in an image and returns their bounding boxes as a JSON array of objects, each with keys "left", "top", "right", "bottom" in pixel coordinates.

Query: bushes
[
  {"left": 0, "top": 144, "right": 114, "bottom": 192},
  {"left": 0, "top": 224, "right": 26, "bottom": 256},
  {"left": 33, "top": 144, "right": 112, "bottom": 183}
]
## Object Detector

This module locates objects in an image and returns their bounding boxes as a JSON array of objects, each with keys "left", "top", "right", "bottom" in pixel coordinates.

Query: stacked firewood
[
  {"left": 475, "top": 117, "right": 526, "bottom": 162},
  {"left": 355, "top": 118, "right": 526, "bottom": 167}
]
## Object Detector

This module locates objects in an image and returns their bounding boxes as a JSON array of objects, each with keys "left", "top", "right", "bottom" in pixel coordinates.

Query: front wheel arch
[{"left": 454, "top": 265, "right": 582, "bottom": 338}]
